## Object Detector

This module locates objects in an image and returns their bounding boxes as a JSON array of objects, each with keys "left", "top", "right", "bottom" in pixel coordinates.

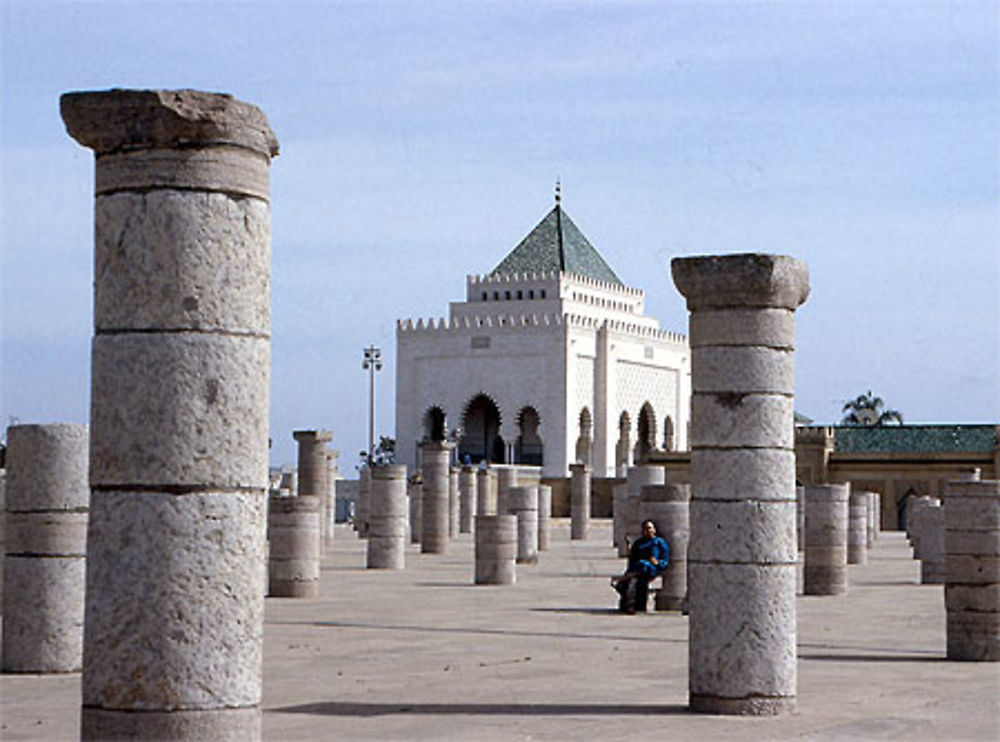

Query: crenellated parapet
[{"left": 398, "top": 312, "right": 566, "bottom": 334}]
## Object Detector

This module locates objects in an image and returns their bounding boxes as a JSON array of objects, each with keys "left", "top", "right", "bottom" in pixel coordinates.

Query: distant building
[{"left": 395, "top": 197, "right": 690, "bottom": 478}]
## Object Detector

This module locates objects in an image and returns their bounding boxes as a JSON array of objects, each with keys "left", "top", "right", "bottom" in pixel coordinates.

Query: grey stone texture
[
  {"left": 420, "top": 443, "right": 452, "bottom": 554},
  {"left": 3, "top": 423, "right": 89, "bottom": 674},
  {"left": 474, "top": 515, "right": 517, "bottom": 585},
  {"left": 804, "top": 484, "right": 849, "bottom": 596},
  {"left": 920, "top": 503, "right": 946, "bottom": 584},
  {"left": 569, "top": 463, "right": 592, "bottom": 540},
  {"left": 267, "top": 494, "right": 320, "bottom": 597},
  {"left": 622, "top": 465, "right": 665, "bottom": 555},
  {"left": 62, "top": 88, "right": 277, "bottom": 736},
  {"left": 294, "top": 430, "right": 332, "bottom": 497},
  {"left": 639, "top": 482, "right": 691, "bottom": 611},
  {"left": 367, "top": 465, "right": 408, "bottom": 570},
  {"left": 612, "top": 483, "right": 629, "bottom": 555},
  {"left": 476, "top": 467, "right": 495, "bottom": 516},
  {"left": 408, "top": 479, "right": 422, "bottom": 544},
  {"left": 537, "top": 485, "right": 552, "bottom": 551},
  {"left": 673, "top": 252, "right": 808, "bottom": 716},
  {"left": 449, "top": 466, "right": 460, "bottom": 537},
  {"left": 81, "top": 706, "right": 260, "bottom": 741},
  {"left": 495, "top": 465, "right": 518, "bottom": 516},
  {"left": 796, "top": 485, "right": 805, "bottom": 552},
  {"left": 848, "top": 488, "right": 869, "bottom": 565},
  {"left": 944, "top": 478, "right": 1000, "bottom": 660},
  {"left": 508, "top": 485, "right": 539, "bottom": 565},
  {"left": 356, "top": 466, "right": 372, "bottom": 537},
  {"left": 459, "top": 465, "right": 477, "bottom": 534}
]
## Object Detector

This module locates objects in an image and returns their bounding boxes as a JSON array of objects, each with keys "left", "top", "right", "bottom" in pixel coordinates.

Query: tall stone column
[
  {"left": 944, "top": 478, "right": 1000, "bottom": 660},
  {"left": 294, "top": 429, "right": 329, "bottom": 553},
  {"left": 496, "top": 465, "right": 518, "bottom": 515},
  {"left": 420, "top": 442, "right": 453, "bottom": 554},
  {"left": 449, "top": 466, "right": 460, "bottom": 537},
  {"left": 2, "top": 424, "right": 89, "bottom": 672},
  {"left": 267, "top": 493, "right": 320, "bottom": 597},
  {"left": 569, "top": 463, "right": 592, "bottom": 540},
  {"left": 673, "top": 253, "right": 809, "bottom": 716},
  {"left": 638, "top": 482, "right": 691, "bottom": 612},
  {"left": 476, "top": 467, "right": 492, "bottom": 516},
  {"left": 62, "top": 89, "right": 278, "bottom": 739},
  {"left": 325, "top": 450, "right": 338, "bottom": 542},
  {"left": 408, "top": 478, "right": 423, "bottom": 545},
  {"left": 847, "top": 488, "right": 869, "bottom": 565},
  {"left": 537, "top": 485, "right": 552, "bottom": 551},
  {"left": 508, "top": 485, "right": 539, "bottom": 564},
  {"left": 367, "top": 465, "right": 408, "bottom": 570},
  {"left": 357, "top": 466, "right": 372, "bottom": 537},
  {"left": 865, "top": 491, "right": 877, "bottom": 550},
  {"left": 612, "top": 483, "right": 629, "bottom": 554},
  {"left": 804, "top": 484, "right": 849, "bottom": 595},
  {"left": 475, "top": 515, "right": 517, "bottom": 585},
  {"left": 920, "top": 503, "right": 946, "bottom": 584},
  {"left": 625, "top": 465, "right": 665, "bottom": 552},
  {"left": 459, "top": 465, "right": 477, "bottom": 534}
]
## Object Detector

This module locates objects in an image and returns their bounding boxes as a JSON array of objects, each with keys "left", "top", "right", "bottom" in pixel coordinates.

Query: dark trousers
[{"left": 615, "top": 572, "right": 650, "bottom": 614}]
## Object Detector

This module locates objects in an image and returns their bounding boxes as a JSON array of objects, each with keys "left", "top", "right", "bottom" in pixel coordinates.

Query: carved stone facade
[{"left": 395, "top": 203, "right": 690, "bottom": 478}]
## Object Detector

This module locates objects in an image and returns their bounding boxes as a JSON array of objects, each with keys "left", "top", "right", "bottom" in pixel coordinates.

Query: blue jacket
[{"left": 628, "top": 535, "right": 670, "bottom": 579}]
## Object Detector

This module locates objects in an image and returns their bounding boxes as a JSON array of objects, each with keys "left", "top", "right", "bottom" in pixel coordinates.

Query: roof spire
[{"left": 554, "top": 178, "right": 562, "bottom": 205}]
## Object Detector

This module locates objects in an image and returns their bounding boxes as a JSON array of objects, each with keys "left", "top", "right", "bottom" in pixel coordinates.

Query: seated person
[{"left": 612, "top": 519, "right": 670, "bottom": 614}]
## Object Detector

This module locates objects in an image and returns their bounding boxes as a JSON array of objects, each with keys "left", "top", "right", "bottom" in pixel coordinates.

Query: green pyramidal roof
[{"left": 490, "top": 205, "right": 623, "bottom": 285}]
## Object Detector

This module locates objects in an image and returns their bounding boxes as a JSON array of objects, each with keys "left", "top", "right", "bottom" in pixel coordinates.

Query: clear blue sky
[{"left": 2, "top": 1, "right": 998, "bottom": 470}]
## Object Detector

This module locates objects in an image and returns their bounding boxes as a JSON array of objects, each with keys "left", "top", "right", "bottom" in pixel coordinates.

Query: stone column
[
  {"left": 496, "top": 465, "right": 518, "bottom": 515},
  {"left": 449, "top": 466, "right": 460, "bottom": 537},
  {"left": 279, "top": 469, "right": 297, "bottom": 497},
  {"left": 673, "top": 253, "right": 809, "bottom": 716},
  {"left": 920, "top": 502, "right": 946, "bottom": 584},
  {"left": 796, "top": 485, "right": 805, "bottom": 553},
  {"left": 625, "top": 465, "right": 665, "bottom": 553},
  {"left": 408, "top": 479, "right": 423, "bottom": 545},
  {"left": 294, "top": 429, "right": 330, "bottom": 551},
  {"left": 420, "top": 442, "right": 453, "bottom": 554},
  {"left": 944, "top": 478, "right": 1000, "bottom": 660},
  {"left": 367, "top": 465, "right": 408, "bottom": 570},
  {"left": 848, "top": 487, "right": 869, "bottom": 565},
  {"left": 476, "top": 467, "right": 493, "bottom": 516},
  {"left": 570, "top": 463, "right": 592, "bottom": 540},
  {"left": 62, "top": 88, "right": 278, "bottom": 739},
  {"left": 267, "top": 493, "right": 321, "bottom": 597},
  {"left": 865, "top": 491, "right": 877, "bottom": 550},
  {"left": 804, "top": 484, "right": 849, "bottom": 595},
  {"left": 459, "top": 465, "right": 477, "bottom": 534},
  {"left": 475, "top": 515, "right": 517, "bottom": 585},
  {"left": 508, "top": 485, "right": 539, "bottom": 565},
  {"left": 2, "top": 424, "right": 89, "bottom": 673},
  {"left": 325, "top": 450, "right": 338, "bottom": 542},
  {"left": 638, "top": 482, "right": 691, "bottom": 612},
  {"left": 537, "top": 485, "right": 552, "bottom": 551},
  {"left": 612, "top": 483, "right": 629, "bottom": 555},
  {"left": 357, "top": 466, "right": 372, "bottom": 537}
]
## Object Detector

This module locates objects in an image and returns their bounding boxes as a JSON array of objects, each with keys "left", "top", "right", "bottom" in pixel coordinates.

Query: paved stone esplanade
[
  {"left": 673, "top": 253, "right": 809, "bottom": 716},
  {"left": 62, "top": 89, "right": 278, "bottom": 740}
]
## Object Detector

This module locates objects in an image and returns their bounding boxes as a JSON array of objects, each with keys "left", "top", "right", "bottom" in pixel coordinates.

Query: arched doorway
[
  {"left": 515, "top": 406, "right": 543, "bottom": 466},
  {"left": 423, "top": 406, "right": 447, "bottom": 442},
  {"left": 635, "top": 402, "right": 656, "bottom": 463},
  {"left": 459, "top": 394, "right": 504, "bottom": 464}
]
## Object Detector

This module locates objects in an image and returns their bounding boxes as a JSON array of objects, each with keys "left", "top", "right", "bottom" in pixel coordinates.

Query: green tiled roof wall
[
  {"left": 491, "top": 206, "right": 623, "bottom": 285},
  {"left": 831, "top": 425, "right": 998, "bottom": 453}
]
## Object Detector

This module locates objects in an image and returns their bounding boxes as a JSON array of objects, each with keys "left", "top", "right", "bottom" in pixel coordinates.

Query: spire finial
[{"left": 555, "top": 178, "right": 562, "bottom": 205}]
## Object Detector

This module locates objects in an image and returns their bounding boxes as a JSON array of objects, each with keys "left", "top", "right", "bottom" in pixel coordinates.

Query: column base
[
  {"left": 267, "top": 580, "right": 318, "bottom": 598},
  {"left": 689, "top": 693, "right": 796, "bottom": 716},
  {"left": 82, "top": 705, "right": 260, "bottom": 740}
]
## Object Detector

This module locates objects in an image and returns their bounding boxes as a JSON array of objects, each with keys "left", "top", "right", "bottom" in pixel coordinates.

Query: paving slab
[{"left": 2, "top": 522, "right": 998, "bottom": 741}]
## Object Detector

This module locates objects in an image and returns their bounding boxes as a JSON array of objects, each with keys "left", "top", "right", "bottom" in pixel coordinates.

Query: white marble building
[{"left": 395, "top": 199, "right": 690, "bottom": 478}]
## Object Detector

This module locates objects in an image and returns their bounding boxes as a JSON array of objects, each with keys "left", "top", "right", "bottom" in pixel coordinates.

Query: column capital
[
  {"left": 61, "top": 88, "right": 279, "bottom": 157},
  {"left": 671, "top": 254, "right": 809, "bottom": 311},
  {"left": 293, "top": 429, "right": 333, "bottom": 444}
]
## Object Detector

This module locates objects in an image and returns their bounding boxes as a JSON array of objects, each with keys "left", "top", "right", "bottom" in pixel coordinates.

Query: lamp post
[{"left": 362, "top": 345, "right": 383, "bottom": 465}]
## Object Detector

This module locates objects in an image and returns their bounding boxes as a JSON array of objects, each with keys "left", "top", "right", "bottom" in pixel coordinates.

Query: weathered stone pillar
[
  {"left": 357, "top": 466, "right": 372, "bottom": 537},
  {"left": 537, "top": 485, "right": 552, "bottom": 551},
  {"left": 508, "top": 485, "right": 538, "bottom": 564},
  {"left": 325, "top": 450, "right": 338, "bottom": 542},
  {"left": 496, "top": 465, "right": 518, "bottom": 515},
  {"left": 459, "top": 465, "right": 477, "bottom": 534},
  {"left": 638, "top": 481, "right": 691, "bottom": 611},
  {"left": 476, "top": 467, "right": 493, "bottom": 516},
  {"left": 2, "top": 424, "right": 89, "bottom": 673},
  {"left": 62, "top": 88, "right": 277, "bottom": 738},
  {"left": 408, "top": 478, "right": 423, "bottom": 545},
  {"left": 796, "top": 485, "right": 805, "bottom": 552},
  {"left": 420, "top": 442, "right": 452, "bottom": 554},
  {"left": 368, "top": 465, "right": 408, "bottom": 570},
  {"left": 267, "top": 493, "right": 321, "bottom": 597},
  {"left": 449, "top": 466, "right": 460, "bottom": 537},
  {"left": 920, "top": 502, "right": 946, "bottom": 584},
  {"left": 848, "top": 488, "right": 869, "bottom": 565},
  {"left": 569, "top": 463, "right": 592, "bottom": 540},
  {"left": 612, "top": 483, "right": 629, "bottom": 554},
  {"left": 474, "top": 515, "right": 517, "bottom": 585},
  {"left": 944, "top": 478, "right": 1000, "bottom": 660},
  {"left": 804, "top": 484, "right": 849, "bottom": 595},
  {"left": 294, "top": 429, "right": 330, "bottom": 550},
  {"left": 673, "top": 253, "right": 808, "bottom": 715},
  {"left": 620, "top": 465, "right": 665, "bottom": 556},
  {"left": 865, "top": 491, "right": 877, "bottom": 550},
  {"left": 907, "top": 495, "right": 936, "bottom": 554}
]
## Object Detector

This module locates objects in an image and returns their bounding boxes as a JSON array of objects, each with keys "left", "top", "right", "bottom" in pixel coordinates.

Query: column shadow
[{"left": 269, "top": 701, "right": 690, "bottom": 717}]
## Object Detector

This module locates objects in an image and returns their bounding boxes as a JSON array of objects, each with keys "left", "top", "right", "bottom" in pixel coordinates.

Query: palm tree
[{"left": 841, "top": 391, "right": 903, "bottom": 426}]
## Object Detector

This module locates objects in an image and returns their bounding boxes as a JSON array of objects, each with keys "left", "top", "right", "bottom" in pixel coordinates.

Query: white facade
[{"left": 396, "top": 270, "right": 690, "bottom": 478}]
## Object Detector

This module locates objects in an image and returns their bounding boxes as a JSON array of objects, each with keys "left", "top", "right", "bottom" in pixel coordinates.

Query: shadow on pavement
[{"left": 269, "top": 701, "right": 690, "bottom": 717}]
